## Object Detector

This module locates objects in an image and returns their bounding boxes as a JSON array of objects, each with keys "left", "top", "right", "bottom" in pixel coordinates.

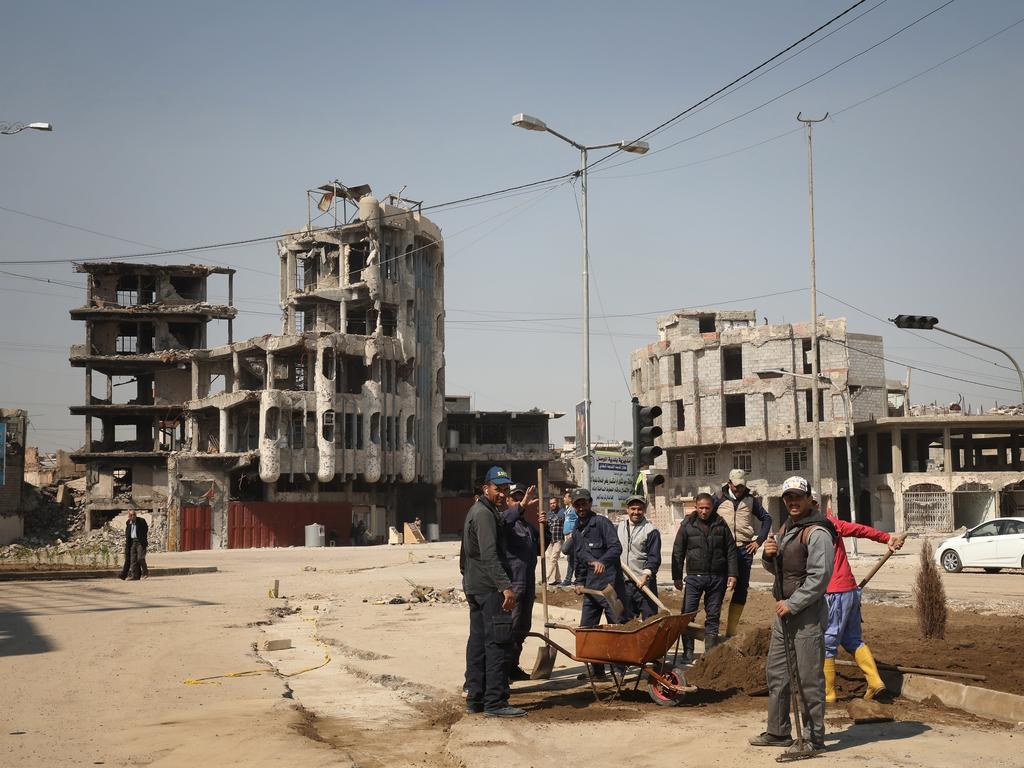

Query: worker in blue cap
[{"left": 460, "top": 466, "right": 525, "bottom": 718}]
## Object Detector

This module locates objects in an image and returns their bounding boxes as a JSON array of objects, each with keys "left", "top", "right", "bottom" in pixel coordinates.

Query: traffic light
[
  {"left": 891, "top": 315, "right": 938, "bottom": 330},
  {"left": 645, "top": 472, "right": 665, "bottom": 497},
  {"left": 632, "top": 397, "right": 663, "bottom": 468}
]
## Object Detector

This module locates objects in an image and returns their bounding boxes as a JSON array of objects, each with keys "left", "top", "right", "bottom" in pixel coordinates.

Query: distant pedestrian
[
  {"left": 616, "top": 495, "right": 662, "bottom": 620},
  {"left": 119, "top": 510, "right": 149, "bottom": 581},
  {"left": 570, "top": 488, "right": 629, "bottom": 680},
  {"left": 459, "top": 466, "right": 525, "bottom": 718},
  {"left": 712, "top": 469, "right": 772, "bottom": 637},
  {"left": 544, "top": 497, "right": 565, "bottom": 585},
  {"left": 502, "top": 483, "right": 542, "bottom": 682},
  {"left": 672, "top": 493, "right": 736, "bottom": 662},
  {"left": 559, "top": 490, "right": 578, "bottom": 587},
  {"left": 750, "top": 476, "right": 836, "bottom": 755}
]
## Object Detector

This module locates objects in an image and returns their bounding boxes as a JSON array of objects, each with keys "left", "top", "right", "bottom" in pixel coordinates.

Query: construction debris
[
  {"left": 846, "top": 698, "right": 895, "bottom": 723},
  {"left": 263, "top": 638, "right": 293, "bottom": 652},
  {"left": 372, "top": 583, "right": 466, "bottom": 606}
]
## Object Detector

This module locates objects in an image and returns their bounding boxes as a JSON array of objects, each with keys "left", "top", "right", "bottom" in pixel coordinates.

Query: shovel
[
  {"left": 577, "top": 584, "right": 626, "bottom": 623},
  {"left": 857, "top": 533, "right": 907, "bottom": 589},
  {"left": 621, "top": 562, "right": 671, "bottom": 614},
  {"left": 530, "top": 467, "right": 558, "bottom": 680},
  {"left": 776, "top": 615, "right": 818, "bottom": 762}
]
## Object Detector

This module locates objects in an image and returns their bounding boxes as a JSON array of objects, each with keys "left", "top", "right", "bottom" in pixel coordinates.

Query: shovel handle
[
  {"left": 544, "top": 621, "right": 577, "bottom": 633},
  {"left": 536, "top": 468, "right": 552, "bottom": 637},
  {"left": 621, "top": 562, "right": 671, "bottom": 614},
  {"left": 857, "top": 548, "right": 894, "bottom": 590}
]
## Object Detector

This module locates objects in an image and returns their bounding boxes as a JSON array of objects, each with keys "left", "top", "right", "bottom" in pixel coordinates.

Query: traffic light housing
[
  {"left": 891, "top": 315, "right": 938, "bottom": 330},
  {"left": 645, "top": 472, "right": 665, "bottom": 496},
  {"left": 632, "top": 397, "right": 663, "bottom": 468}
]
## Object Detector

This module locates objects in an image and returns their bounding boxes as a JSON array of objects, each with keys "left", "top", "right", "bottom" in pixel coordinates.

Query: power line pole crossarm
[{"left": 798, "top": 111, "right": 828, "bottom": 500}]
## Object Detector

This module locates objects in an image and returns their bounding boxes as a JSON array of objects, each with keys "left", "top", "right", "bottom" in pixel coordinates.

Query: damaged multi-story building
[
  {"left": 171, "top": 185, "right": 445, "bottom": 548},
  {"left": 1, "top": 408, "right": 28, "bottom": 545},
  {"left": 630, "top": 309, "right": 893, "bottom": 529},
  {"left": 69, "top": 264, "right": 236, "bottom": 542}
]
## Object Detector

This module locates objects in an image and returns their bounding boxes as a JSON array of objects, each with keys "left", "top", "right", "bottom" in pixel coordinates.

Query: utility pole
[{"left": 798, "top": 111, "right": 828, "bottom": 500}]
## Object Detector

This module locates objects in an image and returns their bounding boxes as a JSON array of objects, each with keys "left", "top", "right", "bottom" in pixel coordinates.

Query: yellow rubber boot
[
  {"left": 855, "top": 644, "right": 885, "bottom": 700},
  {"left": 824, "top": 658, "right": 837, "bottom": 703},
  {"left": 725, "top": 602, "right": 744, "bottom": 637}
]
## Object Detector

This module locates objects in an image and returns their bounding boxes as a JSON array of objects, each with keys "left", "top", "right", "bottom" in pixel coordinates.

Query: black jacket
[
  {"left": 501, "top": 502, "right": 539, "bottom": 591},
  {"left": 124, "top": 516, "right": 149, "bottom": 551},
  {"left": 460, "top": 497, "right": 513, "bottom": 595},
  {"left": 671, "top": 512, "right": 738, "bottom": 579},
  {"left": 571, "top": 513, "right": 624, "bottom": 590}
]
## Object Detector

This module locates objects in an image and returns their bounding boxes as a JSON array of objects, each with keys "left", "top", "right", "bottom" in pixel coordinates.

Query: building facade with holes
[
  {"left": 68, "top": 263, "right": 237, "bottom": 541},
  {"left": 630, "top": 309, "right": 896, "bottom": 531},
  {"left": 167, "top": 183, "right": 446, "bottom": 549},
  {"left": 854, "top": 414, "right": 1024, "bottom": 533}
]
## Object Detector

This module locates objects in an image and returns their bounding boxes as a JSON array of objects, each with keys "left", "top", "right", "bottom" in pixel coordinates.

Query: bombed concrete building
[
  {"left": 69, "top": 263, "right": 236, "bottom": 539},
  {"left": 171, "top": 185, "right": 445, "bottom": 548},
  {"left": 1, "top": 409, "right": 28, "bottom": 544},
  {"left": 630, "top": 309, "right": 891, "bottom": 528}
]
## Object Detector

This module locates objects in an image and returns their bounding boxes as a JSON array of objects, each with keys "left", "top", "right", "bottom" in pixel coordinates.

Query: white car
[{"left": 934, "top": 517, "right": 1024, "bottom": 573}]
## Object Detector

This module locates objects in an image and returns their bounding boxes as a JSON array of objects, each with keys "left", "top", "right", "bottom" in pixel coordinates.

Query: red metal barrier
[{"left": 227, "top": 501, "right": 353, "bottom": 548}]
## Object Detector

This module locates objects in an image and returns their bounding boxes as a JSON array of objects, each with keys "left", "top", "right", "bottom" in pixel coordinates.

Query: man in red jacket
[{"left": 823, "top": 504, "right": 905, "bottom": 702}]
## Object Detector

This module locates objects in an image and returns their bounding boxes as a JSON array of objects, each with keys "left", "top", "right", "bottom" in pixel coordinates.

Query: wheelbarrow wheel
[{"left": 646, "top": 664, "right": 687, "bottom": 707}]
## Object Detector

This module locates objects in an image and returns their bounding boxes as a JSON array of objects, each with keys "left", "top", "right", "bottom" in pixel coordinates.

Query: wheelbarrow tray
[{"left": 573, "top": 612, "right": 697, "bottom": 666}]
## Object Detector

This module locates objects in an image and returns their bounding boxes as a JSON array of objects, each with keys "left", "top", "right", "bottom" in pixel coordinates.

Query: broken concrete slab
[
  {"left": 262, "top": 638, "right": 292, "bottom": 651},
  {"left": 900, "top": 673, "right": 1024, "bottom": 725},
  {"left": 846, "top": 698, "right": 895, "bottom": 723}
]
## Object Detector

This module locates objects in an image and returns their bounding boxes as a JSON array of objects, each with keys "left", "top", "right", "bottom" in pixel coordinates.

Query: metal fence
[{"left": 903, "top": 490, "right": 953, "bottom": 532}]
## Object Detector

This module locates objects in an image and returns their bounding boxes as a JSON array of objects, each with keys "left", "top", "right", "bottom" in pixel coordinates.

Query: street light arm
[
  {"left": 933, "top": 326, "right": 1024, "bottom": 402},
  {"left": 1, "top": 121, "right": 52, "bottom": 135}
]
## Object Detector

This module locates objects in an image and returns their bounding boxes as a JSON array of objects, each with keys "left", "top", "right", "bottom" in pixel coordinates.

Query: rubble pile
[
  {"left": 19, "top": 482, "right": 86, "bottom": 544},
  {"left": 370, "top": 584, "right": 467, "bottom": 606},
  {"left": 988, "top": 403, "right": 1024, "bottom": 416}
]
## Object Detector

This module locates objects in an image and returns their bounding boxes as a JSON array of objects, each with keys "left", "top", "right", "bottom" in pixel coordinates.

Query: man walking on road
[
  {"left": 570, "top": 488, "right": 629, "bottom": 679},
  {"left": 616, "top": 495, "right": 662, "bottom": 620},
  {"left": 751, "top": 476, "right": 836, "bottom": 754},
  {"left": 713, "top": 469, "right": 772, "bottom": 636},
  {"left": 544, "top": 497, "right": 564, "bottom": 585},
  {"left": 823, "top": 505, "right": 905, "bottom": 702},
  {"left": 460, "top": 466, "right": 526, "bottom": 718},
  {"left": 119, "top": 510, "right": 149, "bottom": 581},
  {"left": 672, "top": 493, "right": 737, "bottom": 662}
]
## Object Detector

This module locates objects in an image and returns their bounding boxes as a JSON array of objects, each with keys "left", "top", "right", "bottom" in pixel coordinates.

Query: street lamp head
[
  {"left": 755, "top": 369, "right": 785, "bottom": 379},
  {"left": 511, "top": 113, "right": 547, "bottom": 132},
  {"left": 619, "top": 139, "right": 649, "bottom": 155},
  {"left": 27, "top": 122, "right": 53, "bottom": 131},
  {"left": 756, "top": 368, "right": 835, "bottom": 388}
]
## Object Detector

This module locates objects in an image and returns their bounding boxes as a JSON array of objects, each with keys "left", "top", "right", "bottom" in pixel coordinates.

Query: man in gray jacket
[
  {"left": 616, "top": 495, "right": 661, "bottom": 620},
  {"left": 750, "top": 476, "right": 836, "bottom": 754},
  {"left": 461, "top": 466, "right": 525, "bottom": 718}
]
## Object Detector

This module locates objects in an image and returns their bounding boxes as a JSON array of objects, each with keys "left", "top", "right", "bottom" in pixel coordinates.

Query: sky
[{"left": 1, "top": 0, "right": 1022, "bottom": 451}]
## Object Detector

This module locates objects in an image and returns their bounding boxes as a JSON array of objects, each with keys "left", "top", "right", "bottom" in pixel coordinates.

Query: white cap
[
  {"left": 728, "top": 469, "right": 747, "bottom": 486},
  {"left": 781, "top": 476, "right": 811, "bottom": 496}
]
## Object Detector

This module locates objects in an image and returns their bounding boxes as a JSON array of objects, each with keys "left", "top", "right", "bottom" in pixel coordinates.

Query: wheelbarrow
[{"left": 525, "top": 611, "right": 699, "bottom": 706}]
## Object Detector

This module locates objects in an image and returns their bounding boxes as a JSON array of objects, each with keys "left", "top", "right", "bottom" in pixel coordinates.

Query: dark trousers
[
  {"left": 683, "top": 574, "right": 727, "bottom": 651},
  {"left": 120, "top": 542, "right": 148, "bottom": 580},
  {"left": 624, "top": 579, "right": 659, "bottom": 620},
  {"left": 465, "top": 591, "right": 514, "bottom": 712},
  {"left": 732, "top": 545, "right": 754, "bottom": 605},
  {"left": 507, "top": 582, "right": 535, "bottom": 672},
  {"left": 562, "top": 544, "right": 575, "bottom": 584},
  {"left": 580, "top": 589, "right": 630, "bottom": 675}
]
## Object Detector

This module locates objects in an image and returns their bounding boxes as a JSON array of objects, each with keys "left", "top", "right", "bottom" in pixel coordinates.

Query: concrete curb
[
  {"left": 0, "top": 566, "right": 218, "bottom": 582},
  {"left": 893, "top": 671, "right": 1024, "bottom": 725}
]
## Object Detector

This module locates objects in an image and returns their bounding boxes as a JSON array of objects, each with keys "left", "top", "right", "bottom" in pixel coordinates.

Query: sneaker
[
  {"left": 749, "top": 732, "right": 794, "bottom": 747},
  {"left": 508, "top": 667, "right": 531, "bottom": 682},
  {"left": 465, "top": 703, "right": 484, "bottom": 714},
  {"left": 484, "top": 706, "right": 527, "bottom": 718}
]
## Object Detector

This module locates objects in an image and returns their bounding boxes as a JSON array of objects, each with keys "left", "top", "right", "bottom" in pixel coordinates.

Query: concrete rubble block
[
  {"left": 900, "top": 673, "right": 1024, "bottom": 724},
  {"left": 263, "top": 638, "right": 292, "bottom": 651},
  {"left": 846, "top": 698, "right": 895, "bottom": 723}
]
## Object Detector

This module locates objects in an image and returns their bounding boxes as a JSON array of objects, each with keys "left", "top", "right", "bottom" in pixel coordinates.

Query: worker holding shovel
[
  {"left": 751, "top": 476, "right": 836, "bottom": 757},
  {"left": 569, "top": 487, "right": 630, "bottom": 680},
  {"left": 820, "top": 501, "right": 906, "bottom": 703},
  {"left": 616, "top": 494, "right": 662, "bottom": 620}
]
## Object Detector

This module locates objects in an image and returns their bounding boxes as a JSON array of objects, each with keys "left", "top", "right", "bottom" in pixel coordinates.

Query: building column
[
  {"left": 230, "top": 351, "right": 240, "bottom": 394},
  {"left": 191, "top": 360, "right": 201, "bottom": 400},
  {"left": 1011, "top": 431, "right": 1022, "bottom": 471},
  {"left": 219, "top": 409, "right": 229, "bottom": 453},
  {"left": 266, "top": 351, "right": 275, "bottom": 388},
  {"left": 891, "top": 427, "right": 904, "bottom": 531},
  {"left": 943, "top": 427, "right": 953, "bottom": 477}
]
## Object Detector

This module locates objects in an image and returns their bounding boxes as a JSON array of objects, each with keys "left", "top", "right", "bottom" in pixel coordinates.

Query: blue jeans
[
  {"left": 824, "top": 589, "right": 864, "bottom": 658},
  {"left": 465, "top": 591, "right": 514, "bottom": 711},
  {"left": 624, "top": 579, "right": 659, "bottom": 620}
]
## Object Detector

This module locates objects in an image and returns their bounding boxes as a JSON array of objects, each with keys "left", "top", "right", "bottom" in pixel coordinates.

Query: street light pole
[
  {"left": 512, "top": 114, "right": 649, "bottom": 488},
  {"left": 798, "top": 111, "right": 828, "bottom": 500}
]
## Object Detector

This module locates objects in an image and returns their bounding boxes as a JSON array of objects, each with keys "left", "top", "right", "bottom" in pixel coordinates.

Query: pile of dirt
[{"left": 686, "top": 627, "right": 771, "bottom": 694}]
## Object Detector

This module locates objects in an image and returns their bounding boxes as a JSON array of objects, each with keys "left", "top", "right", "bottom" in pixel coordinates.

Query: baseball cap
[
  {"left": 728, "top": 469, "right": 747, "bottom": 487},
  {"left": 509, "top": 484, "right": 526, "bottom": 498},
  {"left": 624, "top": 494, "right": 648, "bottom": 508},
  {"left": 484, "top": 466, "right": 512, "bottom": 486},
  {"left": 571, "top": 488, "right": 592, "bottom": 502},
  {"left": 781, "top": 476, "right": 811, "bottom": 496}
]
